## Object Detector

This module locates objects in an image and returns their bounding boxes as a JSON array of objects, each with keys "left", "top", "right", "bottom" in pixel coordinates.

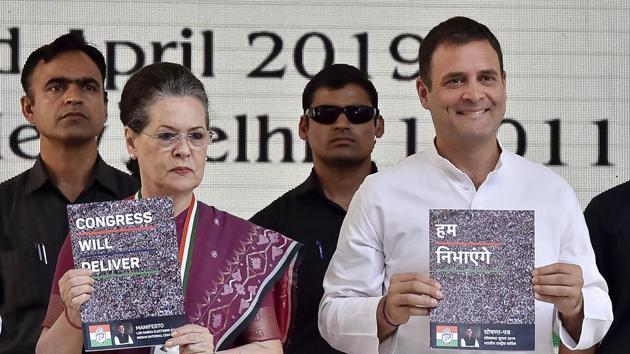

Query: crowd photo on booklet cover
[{"left": 1, "top": 11, "right": 628, "bottom": 354}]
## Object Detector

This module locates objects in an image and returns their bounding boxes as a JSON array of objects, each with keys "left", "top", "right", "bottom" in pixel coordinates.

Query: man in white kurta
[{"left": 318, "top": 16, "right": 612, "bottom": 354}]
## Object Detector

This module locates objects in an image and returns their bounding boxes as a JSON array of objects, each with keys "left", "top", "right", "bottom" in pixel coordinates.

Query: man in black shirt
[
  {"left": 0, "top": 33, "right": 139, "bottom": 353},
  {"left": 251, "top": 64, "right": 384, "bottom": 354},
  {"left": 583, "top": 181, "right": 630, "bottom": 354}
]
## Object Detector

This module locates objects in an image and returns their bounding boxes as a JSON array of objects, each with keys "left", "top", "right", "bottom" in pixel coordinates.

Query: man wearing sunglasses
[
  {"left": 251, "top": 63, "right": 384, "bottom": 354},
  {"left": 0, "top": 34, "right": 138, "bottom": 353},
  {"left": 319, "top": 17, "right": 611, "bottom": 354}
]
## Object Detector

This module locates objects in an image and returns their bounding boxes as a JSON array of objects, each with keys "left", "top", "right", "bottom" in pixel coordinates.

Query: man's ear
[
  {"left": 124, "top": 127, "right": 138, "bottom": 157},
  {"left": 103, "top": 87, "right": 109, "bottom": 123},
  {"left": 416, "top": 78, "right": 431, "bottom": 109},
  {"left": 375, "top": 116, "right": 384, "bottom": 139},
  {"left": 20, "top": 95, "right": 36, "bottom": 124},
  {"left": 298, "top": 115, "right": 309, "bottom": 140}
]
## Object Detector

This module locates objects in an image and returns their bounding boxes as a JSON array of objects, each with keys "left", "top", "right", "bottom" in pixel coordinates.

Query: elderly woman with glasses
[{"left": 37, "top": 62, "right": 300, "bottom": 354}]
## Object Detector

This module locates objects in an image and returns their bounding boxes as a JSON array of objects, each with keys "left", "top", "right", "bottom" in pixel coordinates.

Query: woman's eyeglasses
[
  {"left": 142, "top": 129, "right": 218, "bottom": 149},
  {"left": 304, "top": 105, "right": 379, "bottom": 125}
]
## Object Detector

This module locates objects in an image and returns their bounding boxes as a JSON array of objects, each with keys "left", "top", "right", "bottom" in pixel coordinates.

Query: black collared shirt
[
  {"left": 584, "top": 180, "right": 630, "bottom": 354},
  {"left": 250, "top": 163, "right": 377, "bottom": 354},
  {"left": 0, "top": 155, "right": 139, "bottom": 354}
]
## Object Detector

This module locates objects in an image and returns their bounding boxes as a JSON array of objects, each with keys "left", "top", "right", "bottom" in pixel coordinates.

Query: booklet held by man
[
  {"left": 67, "top": 197, "right": 185, "bottom": 351},
  {"left": 429, "top": 209, "right": 535, "bottom": 351}
]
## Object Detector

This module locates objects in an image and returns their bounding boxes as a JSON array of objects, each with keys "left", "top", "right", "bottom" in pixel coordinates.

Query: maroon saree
[{"left": 181, "top": 200, "right": 300, "bottom": 349}]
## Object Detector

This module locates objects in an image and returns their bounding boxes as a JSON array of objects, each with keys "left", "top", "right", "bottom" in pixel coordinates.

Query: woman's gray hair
[{"left": 119, "top": 62, "right": 209, "bottom": 132}]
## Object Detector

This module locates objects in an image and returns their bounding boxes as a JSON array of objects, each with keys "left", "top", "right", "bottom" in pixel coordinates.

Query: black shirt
[
  {"left": 584, "top": 180, "right": 630, "bottom": 354},
  {"left": 250, "top": 163, "right": 377, "bottom": 354},
  {"left": 0, "top": 155, "right": 139, "bottom": 354}
]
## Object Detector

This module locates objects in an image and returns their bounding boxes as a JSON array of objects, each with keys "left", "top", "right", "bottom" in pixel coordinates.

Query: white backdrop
[{"left": 1, "top": 0, "right": 628, "bottom": 218}]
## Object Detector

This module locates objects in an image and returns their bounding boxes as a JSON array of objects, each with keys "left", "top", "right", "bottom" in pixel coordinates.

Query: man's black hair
[
  {"left": 302, "top": 64, "right": 378, "bottom": 110},
  {"left": 21, "top": 33, "right": 107, "bottom": 101}
]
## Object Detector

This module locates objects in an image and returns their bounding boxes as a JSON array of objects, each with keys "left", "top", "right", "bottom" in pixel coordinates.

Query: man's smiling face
[{"left": 417, "top": 39, "right": 506, "bottom": 149}]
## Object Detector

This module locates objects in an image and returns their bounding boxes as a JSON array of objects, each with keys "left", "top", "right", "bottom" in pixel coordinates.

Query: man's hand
[
  {"left": 533, "top": 263, "right": 584, "bottom": 342},
  {"left": 532, "top": 263, "right": 583, "bottom": 317},
  {"left": 377, "top": 273, "right": 442, "bottom": 341}
]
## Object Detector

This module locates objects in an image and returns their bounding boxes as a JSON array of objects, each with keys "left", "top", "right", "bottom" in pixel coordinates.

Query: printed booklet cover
[
  {"left": 67, "top": 197, "right": 185, "bottom": 351},
  {"left": 429, "top": 209, "right": 535, "bottom": 351}
]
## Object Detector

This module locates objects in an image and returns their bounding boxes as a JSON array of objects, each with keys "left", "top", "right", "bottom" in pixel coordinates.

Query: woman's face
[{"left": 126, "top": 96, "right": 208, "bottom": 198}]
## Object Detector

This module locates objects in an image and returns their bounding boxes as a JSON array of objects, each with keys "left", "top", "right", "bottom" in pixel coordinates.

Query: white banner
[{"left": 1, "top": 1, "right": 628, "bottom": 217}]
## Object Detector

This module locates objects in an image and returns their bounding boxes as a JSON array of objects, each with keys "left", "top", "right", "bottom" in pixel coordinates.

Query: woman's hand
[
  {"left": 58, "top": 268, "right": 94, "bottom": 326},
  {"left": 165, "top": 324, "right": 214, "bottom": 354}
]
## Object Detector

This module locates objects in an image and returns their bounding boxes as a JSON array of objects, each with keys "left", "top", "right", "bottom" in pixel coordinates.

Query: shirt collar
[
  {"left": 24, "top": 154, "right": 124, "bottom": 196},
  {"left": 92, "top": 154, "right": 129, "bottom": 196},
  {"left": 427, "top": 139, "right": 506, "bottom": 179},
  {"left": 24, "top": 155, "right": 50, "bottom": 193},
  {"left": 295, "top": 161, "right": 379, "bottom": 197}
]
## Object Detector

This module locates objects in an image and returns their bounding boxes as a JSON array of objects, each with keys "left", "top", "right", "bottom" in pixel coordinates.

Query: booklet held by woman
[{"left": 67, "top": 197, "right": 185, "bottom": 351}]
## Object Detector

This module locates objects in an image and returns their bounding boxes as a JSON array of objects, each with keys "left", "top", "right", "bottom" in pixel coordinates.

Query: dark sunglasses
[{"left": 305, "top": 105, "right": 379, "bottom": 125}]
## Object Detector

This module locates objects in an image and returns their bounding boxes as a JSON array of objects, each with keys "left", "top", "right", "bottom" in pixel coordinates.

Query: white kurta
[{"left": 318, "top": 144, "right": 612, "bottom": 354}]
